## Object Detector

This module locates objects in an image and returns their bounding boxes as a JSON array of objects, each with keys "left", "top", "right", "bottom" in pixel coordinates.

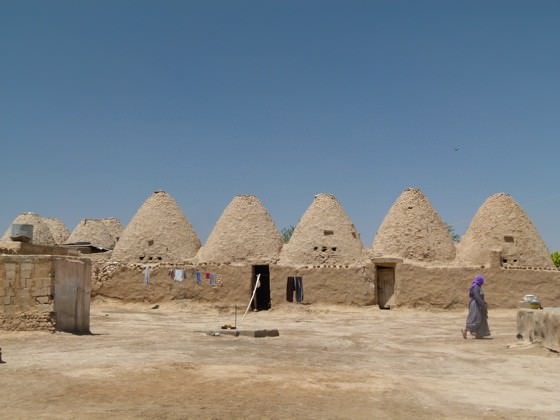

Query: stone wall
[
  {"left": 271, "top": 265, "right": 375, "bottom": 306},
  {"left": 0, "top": 256, "right": 56, "bottom": 330},
  {"left": 92, "top": 261, "right": 375, "bottom": 307},
  {"left": 0, "top": 256, "right": 91, "bottom": 331},
  {"left": 93, "top": 262, "right": 251, "bottom": 305},
  {"left": 92, "top": 256, "right": 560, "bottom": 310},
  {"left": 392, "top": 262, "right": 560, "bottom": 309}
]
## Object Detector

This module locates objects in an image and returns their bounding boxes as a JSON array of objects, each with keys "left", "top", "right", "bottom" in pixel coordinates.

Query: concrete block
[
  {"left": 31, "top": 286, "right": 52, "bottom": 297},
  {"left": 38, "top": 277, "right": 54, "bottom": 289},
  {"left": 35, "top": 296, "right": 51, "bottom": 304},
  {"left": 5, "top": 264, "right": 16, "bottom": 287},
  {"left": 21, "top": 263, "right": 33, "bottom": 279},
  {"left": 209, "top": 329, "right": 280, "bottom": 338},
  {"left": 241, "top": 329, "right": 280, "bottom": 338}
]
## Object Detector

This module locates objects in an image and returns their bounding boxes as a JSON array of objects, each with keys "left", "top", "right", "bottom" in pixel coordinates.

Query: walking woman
[{"left": 462, "top": 274, "right": 491, "bottom": 339}]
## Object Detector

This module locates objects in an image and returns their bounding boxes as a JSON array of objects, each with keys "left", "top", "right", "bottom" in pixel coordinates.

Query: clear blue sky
[{"left": 2, "top": 1, "right": 559, "bottom": 250}]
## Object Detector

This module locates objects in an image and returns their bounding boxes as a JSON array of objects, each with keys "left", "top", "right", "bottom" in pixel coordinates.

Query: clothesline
[{"left": 142, "top": 266, "right": 222, "bottom": 287}]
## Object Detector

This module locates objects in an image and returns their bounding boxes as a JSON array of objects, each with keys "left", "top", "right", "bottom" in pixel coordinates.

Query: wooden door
[{"left": 377, "top": 266, "right": 395, "bottom": 309}]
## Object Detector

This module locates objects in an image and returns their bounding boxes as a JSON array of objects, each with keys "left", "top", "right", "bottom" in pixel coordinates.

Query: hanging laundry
[
  {"left": 144, "top": 266, "right": 150, "bottom": 287},
  {"left": 174, "top": 269, "right": 184, "bottom": 282},
  {"left": 215, "top": 274, "right": 223, "bottom": 286},
  {"left": 196, "top": 271, "right": 202, "bottom": 285},
  {"left": 205, "top": 272, "right": 210, "bottom": 280},
  {"left": 210, "top": 273, "right": 216, "bottom": 287},
  {"left": 295, "top": 276, "right": 304, "bottom": 303},
  {"left": 286, "top": 277, "right": 295, "bottom": 302}
]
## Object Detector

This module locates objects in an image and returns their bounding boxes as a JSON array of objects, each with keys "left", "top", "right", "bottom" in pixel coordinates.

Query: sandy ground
[{"left": 1, "top": 301, "right": 559, "bottom": 419}]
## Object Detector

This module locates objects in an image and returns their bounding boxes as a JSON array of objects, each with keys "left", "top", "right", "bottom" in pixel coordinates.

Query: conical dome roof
[
  {"left": 99, "top": 218, "right": 124, "bottom": 243},
  {"left": 371, "top": 188, "right": 456, "bottom": 262},
  {"left": 1, "top": 212, "right": 56, "bottom": 245},
  {"left": 197, "top": 195, "right": 283, "bottom": 264},
  {"left": 65, "top": 219, "right": 116, "bottom": 249},
  {"left": 278, "top": 193, "right": 364, "bottom": 266},
  {"left": 457, "top": 193, "right": 553, "bottom": 268},
  {"left": 43, "top": 217, "right": 71, "bottom": 245},
  {"left": 112, "top": 191, "right": 201, "bottom": 263}
]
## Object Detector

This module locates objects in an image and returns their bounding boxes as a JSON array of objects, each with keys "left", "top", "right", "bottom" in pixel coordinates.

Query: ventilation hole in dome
[
  {"left": 324, "top": 230, "right": 334, "bottom": 236},
  {"left": 408, "top": 206, "right": 413, "bottom": 209},
  {"left": 322, "top": 246, "right": 327, "bottom": 252},
  {"left": 332, "top": 247, "right": 337, "bottom": 251},
  {"left": 139, "top": 256, "right": 145, "bottom": 261},
  {"left": 148, "top": 239, "right": 154, "bottom": 246},
  {"left": 504, "top": 236, "right": 514, "bottom": 243},
  {"left": 313, "top": 246, "right": 318, "bottom": 251}
]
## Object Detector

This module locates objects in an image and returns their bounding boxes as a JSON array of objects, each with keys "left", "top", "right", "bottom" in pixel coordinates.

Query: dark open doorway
[
  {"left": 251, "top": 265, "right": 271, "bottom": 311},
  {"left": 376, "top": 265, "right": 395, "bottom": 309}
]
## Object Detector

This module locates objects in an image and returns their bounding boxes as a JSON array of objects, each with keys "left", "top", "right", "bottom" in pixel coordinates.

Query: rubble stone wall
[
  {"left": 0, "top": 256, "right": 56, "bottom": 330},
  {"left": 0, "top": 256, "right": 92, "bottom": 331}
]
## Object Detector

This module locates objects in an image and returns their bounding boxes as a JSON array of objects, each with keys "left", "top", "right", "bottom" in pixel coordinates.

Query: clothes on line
[
  {"left": 286, "top": 276, "right": 304, "bottom": 303},
  {"left": 150, "top": 268, "right": 222, "bottom": 287},
  {"left": 144, "top": 266, "right": 150, "bottom": 286},
  {"left": 174, "top": 269, "right": 185, "bottom": 282},
  {"left": 167, "top": 268, "right": 188, "bottom": 282}
]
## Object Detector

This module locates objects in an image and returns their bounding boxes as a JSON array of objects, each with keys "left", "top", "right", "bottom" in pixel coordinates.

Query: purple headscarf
[{"left": 469, "top": 274, "right": 485, "bottom": 296}]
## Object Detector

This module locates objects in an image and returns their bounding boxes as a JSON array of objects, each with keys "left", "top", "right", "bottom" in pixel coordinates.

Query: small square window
[
  {"left": 324, "top": 230, "right": 334, "bottom": 236},
  {"left": 504, "top": 236, "right": 514, "bottom": 243}
]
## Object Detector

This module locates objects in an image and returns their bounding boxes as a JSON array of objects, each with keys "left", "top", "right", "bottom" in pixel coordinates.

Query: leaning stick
[{"left": 241, "top": 274, "right": 260, "bottom": 323}]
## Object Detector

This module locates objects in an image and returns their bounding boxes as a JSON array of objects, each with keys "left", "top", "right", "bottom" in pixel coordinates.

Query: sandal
[{"left": 461, "top": 329, "right": 467, "bottom": 339}]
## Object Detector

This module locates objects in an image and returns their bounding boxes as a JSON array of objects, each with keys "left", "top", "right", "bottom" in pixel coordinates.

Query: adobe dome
[
  {"left": 197, "top": 195, "right": 283, "bottom": 264},
  {"left": 43, "top": 217, "right": 71, "bottom": 245},
  {"left": 457, "top": 193, "right": 553, "bottom": 268},
  {"left": 112, "top": 191, "right": 201, "bottom": 263},
  {"left": 1, "top": 212, "right": 56, "bottom": 245},
  {"left": 278, "top": 193, "right": 364, "bottom": 266},
  {"left": 371, "top": 188, "right": 456, "bottom": 262},
  {"left": 66, "top": 219, "right": 116, "bottom": 249}
]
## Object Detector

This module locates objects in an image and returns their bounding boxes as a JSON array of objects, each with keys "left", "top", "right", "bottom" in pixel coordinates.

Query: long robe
[{"left": 466, "top": 285, "right": 491, "bottom": 337}]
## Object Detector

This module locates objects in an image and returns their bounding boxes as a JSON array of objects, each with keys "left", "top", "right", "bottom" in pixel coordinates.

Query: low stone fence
[{"left": 517, "top": 309, "right": 560, "bottom": 352}]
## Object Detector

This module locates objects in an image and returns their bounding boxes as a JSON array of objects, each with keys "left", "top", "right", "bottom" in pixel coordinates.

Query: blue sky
[{"left": 2, "top": 1, "right": 559, "bottom": 250}]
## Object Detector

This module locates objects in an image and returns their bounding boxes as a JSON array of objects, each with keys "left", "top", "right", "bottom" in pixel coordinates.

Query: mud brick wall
[
  {"left": 0, "top": 256, "right": 56, "bottom": 330},
  {"left": 393, "top": 262, "right": 560, "bottom": 309}
]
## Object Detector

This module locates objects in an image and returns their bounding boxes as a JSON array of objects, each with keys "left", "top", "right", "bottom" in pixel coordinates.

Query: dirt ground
[{"left": 1, "top": 300, "right": 559, "bottom": 419}]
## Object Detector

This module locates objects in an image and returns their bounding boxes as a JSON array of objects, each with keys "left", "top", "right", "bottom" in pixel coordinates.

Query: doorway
[
  {"left": 376, "top": 266, "right": 395, "bottom": 309},
  {"left": 251, "top": 265, "right": 271, "bottom": 311}
]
